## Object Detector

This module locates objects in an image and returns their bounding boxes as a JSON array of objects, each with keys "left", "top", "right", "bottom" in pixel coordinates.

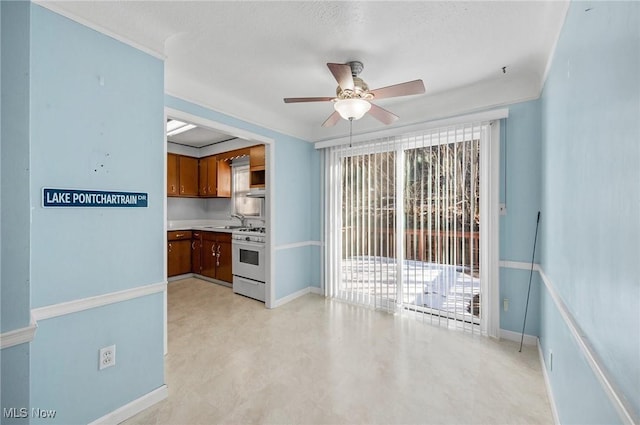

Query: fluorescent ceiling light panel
[{"left": 166, "top": 119, "right": 196, "bottom": 136}]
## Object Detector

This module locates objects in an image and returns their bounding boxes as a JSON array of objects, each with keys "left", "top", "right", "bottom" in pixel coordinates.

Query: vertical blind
[{"left": 324, "top": 122, "right": 490, "bottom": 333}]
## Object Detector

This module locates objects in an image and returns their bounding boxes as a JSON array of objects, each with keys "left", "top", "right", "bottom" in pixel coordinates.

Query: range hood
[{"left": 247, "top": 188, "right": 266, "bottom": 198}]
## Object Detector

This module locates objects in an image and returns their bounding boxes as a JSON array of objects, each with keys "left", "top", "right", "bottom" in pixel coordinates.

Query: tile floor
[{"left": 123, "top": 278, "right": 553, "bottom": 424}]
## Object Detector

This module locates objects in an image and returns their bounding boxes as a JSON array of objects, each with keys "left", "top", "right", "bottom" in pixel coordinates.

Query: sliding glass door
[
  {"left": 340, "top": 150, "right": 397, "bottom": 310},
  {"left": 325, "top": 122, "right": 496, "bottom": 332},
  {"left": 402, "top": 131, "right": 480, "bottom": 327}
]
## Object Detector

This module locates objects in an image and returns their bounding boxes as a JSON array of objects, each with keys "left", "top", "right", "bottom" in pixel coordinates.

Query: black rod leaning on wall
[{"left": 519, "top": 211, "right": 541, "bottom": 352}]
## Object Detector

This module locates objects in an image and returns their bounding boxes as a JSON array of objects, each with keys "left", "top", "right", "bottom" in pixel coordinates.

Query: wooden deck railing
[{"left": 342, "top": 227, "right": 480, "bottom": 274}]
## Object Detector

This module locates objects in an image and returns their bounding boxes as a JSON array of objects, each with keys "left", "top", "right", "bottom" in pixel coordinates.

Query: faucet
[{"left": 231, "top": 213, "right": 247, "bottom": 227}]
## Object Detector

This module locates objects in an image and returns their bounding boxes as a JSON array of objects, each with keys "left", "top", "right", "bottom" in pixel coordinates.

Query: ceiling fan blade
[
  {"left": 327, "top": 63, "right": 354, "bottom": 91},
  {"left": 284, "top": 96, "right": 334, "bottom": 103},
  {"left": 370, "top": 80, "right": 425, "bottom": 100},
  {"left": 321, "top": 111, "right": 341, "bottom": 127},
  {"left": 368, "top": 103, "right": 399, "bottom": 125}
]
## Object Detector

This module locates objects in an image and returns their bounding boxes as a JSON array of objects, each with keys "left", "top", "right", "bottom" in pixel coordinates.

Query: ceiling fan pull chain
[{"left": 349, "top": 117, "right": 353, "bottom": 148}]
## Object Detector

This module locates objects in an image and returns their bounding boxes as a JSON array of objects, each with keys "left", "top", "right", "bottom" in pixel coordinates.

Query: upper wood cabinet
[
  {"left": 167, "top": 153, "right": 179, "bottom": 196},
  {"left": 198, "top": 155, "right": 231, "bottom": 198},
  {"left": 198, "top": 156, "right": 216, "bottom": 197},
  {"left": 167, "top": 153, "right": 198, "bottom": 197},
  {"left": 249, "top": 145, "right": 266, "bottom": 188},
  {"left": 179, "top": 156, "right": 199, "bottom": 196},
  {"left": 168, "top": 153, "right": 231, "bottom": 198}
]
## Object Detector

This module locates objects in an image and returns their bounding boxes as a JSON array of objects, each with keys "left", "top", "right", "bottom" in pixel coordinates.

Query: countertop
[
  {"left": 168, "top": 219, "right": 265, "bottom": 233},
  {"left": 167, "top": 220, "right": 238, "bottom": 233}
]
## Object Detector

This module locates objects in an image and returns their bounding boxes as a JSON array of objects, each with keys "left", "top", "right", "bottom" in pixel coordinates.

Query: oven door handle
[{"left": 233, "top": 239, "right": 265, "bottom": 248}]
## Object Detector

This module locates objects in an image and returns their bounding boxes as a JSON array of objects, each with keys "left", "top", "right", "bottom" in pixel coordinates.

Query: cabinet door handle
[
  {"left": 217, "top": 245, "right": 221, "bottom": 256},
  {"left": 171, "top": 185, "right": 175, "bottom": 192},
  {"left": 168, "top": 243, "right": 172, "bottom": 252},
  {"left": 181, "top": 185, "right": 184, "bottom": 193},
  {"left": 176, "top": 233, "right": 184, "bottom": 238},
  {"left": 211, "top": 243, "right": 216, "bottom": 255},
  {"left": 192, "top": 241, "right": 195, "bottom": 250}
]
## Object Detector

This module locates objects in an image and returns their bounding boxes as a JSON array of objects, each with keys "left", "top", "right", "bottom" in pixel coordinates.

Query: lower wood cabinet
[
  {"left": 168, "top": 230, "right": 232, "bottom": 283},
  {"left": 168, "top": 231, "right": 192, "bottom": 277},
  {"left": 201, "top": 231, "right": 232, "bottom": 283},
  {"left": 191, "top": 231, "right": 202, "bottom": 274}
]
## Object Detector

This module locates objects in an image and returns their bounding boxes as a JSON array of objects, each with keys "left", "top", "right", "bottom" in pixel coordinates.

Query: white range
[{"left": 231, "top": 227, "right": 266, "bottom": 302}]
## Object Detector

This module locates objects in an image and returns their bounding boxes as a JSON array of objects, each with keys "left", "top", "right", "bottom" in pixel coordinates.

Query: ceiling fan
[{"left": 284, "top": 61, "right": 425, "bottom": 127}]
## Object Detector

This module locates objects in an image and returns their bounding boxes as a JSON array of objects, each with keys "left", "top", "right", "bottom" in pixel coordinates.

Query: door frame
[{"left": 163, "top": 107, "right": 275, "bottom": 355}]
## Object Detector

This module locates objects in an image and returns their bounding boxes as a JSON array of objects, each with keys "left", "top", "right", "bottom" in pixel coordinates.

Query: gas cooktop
[{"left": 236, "top": 227, "right": 265, "bottom": 234}]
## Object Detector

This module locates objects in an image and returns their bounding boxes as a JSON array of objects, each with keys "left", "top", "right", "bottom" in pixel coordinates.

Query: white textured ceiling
[{"left": 42, "top": 1, "right": 569, "bottom": 143}]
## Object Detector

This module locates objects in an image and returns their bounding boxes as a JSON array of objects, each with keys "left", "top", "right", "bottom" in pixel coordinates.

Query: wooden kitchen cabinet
[
  {"left": 217, "top": 160, "right": 231, "bottom": 198},
  {"left": 179, "top": 156, "right": 199, "bottom": 196},
  {"left": 167, "top": 153, "right": 198, "bottom": 197},
  {"left": 167, "top": 153, "right": 179, "bottom": 196},
  {"left": 216, "top": 233, "right": 233, "bottom": 283},
  {"left": 198, "top": 156, "right": 215, "bottom": 197},
  {"left": 198, "top": 155, "right": 231, "bottom": 198},
  {"left": 249, "top": 144, "right": 265, "bottom": 188},
  {"left": 168, "top": 231, "right": 192, "bottom": 277},
  {"left": 201, "top": 238, "right": 216, "bottom": 278},
  {"left": 191, "top": 231, "right": 202, "bottom": 274},
  {"left": 201, "top": 231, "right": 233, "bottom": 283}
]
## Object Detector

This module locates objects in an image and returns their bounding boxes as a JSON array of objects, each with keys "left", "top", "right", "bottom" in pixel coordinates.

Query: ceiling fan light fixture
[{"left": 333, "top": 98, "right": 371, "bottom": 121}]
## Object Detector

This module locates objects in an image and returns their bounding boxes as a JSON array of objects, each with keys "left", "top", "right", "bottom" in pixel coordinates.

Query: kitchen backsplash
[{"left": 167, "top": 197, "right": 232, "bottom": 220}]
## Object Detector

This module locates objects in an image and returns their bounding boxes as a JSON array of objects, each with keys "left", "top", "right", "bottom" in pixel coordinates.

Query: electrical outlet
[
  {"left": 503, "top": 298, "right": 509, "bottom": 311},
  {"left": 499, "top": 203, "right": 507, "bottom": 215},
  {"left": 99, "top": 345, "right": 116, "bottom": 370}
]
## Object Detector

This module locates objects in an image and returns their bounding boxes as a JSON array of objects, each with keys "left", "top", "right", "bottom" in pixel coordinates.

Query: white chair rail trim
[
  {"left": 274, "top": 240, "right": 322, "bottom": 251},
  {"left": 32, "top": 282, "right": 167, "bottom": 321},
  {"left": 538, "top": 267, "right": 636, "bottom": 425},
  {"left": 0, "top": 315, "right": 37, "bottom": 350}
]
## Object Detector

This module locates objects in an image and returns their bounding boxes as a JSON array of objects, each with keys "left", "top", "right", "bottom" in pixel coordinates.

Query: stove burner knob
[{"left": 245, "top": 237, "right": 251, "bottom": 241}]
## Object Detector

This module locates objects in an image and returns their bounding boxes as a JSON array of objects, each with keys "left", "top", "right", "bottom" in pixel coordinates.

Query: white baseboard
[
  {"left": 309, "top": 286, "right": 323, "bottom": 295},
  {"left": 499, "top": 328, "right": 538, "bottom": 346},
  {"left": 89, "top": 385, "right": 168, "bottom": 425},
  {"left": 273, "top": 286, "right": 321, "bottom": 308},
  {"left": 538, "top": 340, "right": 560, "bottom": 425}
]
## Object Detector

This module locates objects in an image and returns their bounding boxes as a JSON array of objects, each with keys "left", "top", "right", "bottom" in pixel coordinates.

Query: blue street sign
[{"left": 43, "top": 188, "right": 148, "bottom": 208}]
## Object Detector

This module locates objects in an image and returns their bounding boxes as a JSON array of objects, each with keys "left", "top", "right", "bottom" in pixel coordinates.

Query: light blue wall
[
  {"left": 500, "top": 101, "right": 542, "bottom": 262},
  {"left": 30, "top": 294, "right": 164, "bottom": 424},
  {"left": 539, "top": 1, "right": 640, "bottom": 422},
  {"left": 1, "top": 0, "right": 31, "bottom": 332},
  {"left": 164, "top": 96, "right": 322, "bottom": 299},
  {"left": 24, "top": 5, "right": 166, "bottom": 424},
  {"left": 29, "top": 5, "right": 165, "bottom": 307},
  {"left": 1, "top": 2, "right": 32, "bottom": 421},
  {"left": 309, "top": 146, "right": 322, "bottom": 289},
  {"left": 499, "top": 268, "right": 540, "bottom": 335},
  {"left": 498, "top": 100, "right": 543, "bottom": 335}
]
